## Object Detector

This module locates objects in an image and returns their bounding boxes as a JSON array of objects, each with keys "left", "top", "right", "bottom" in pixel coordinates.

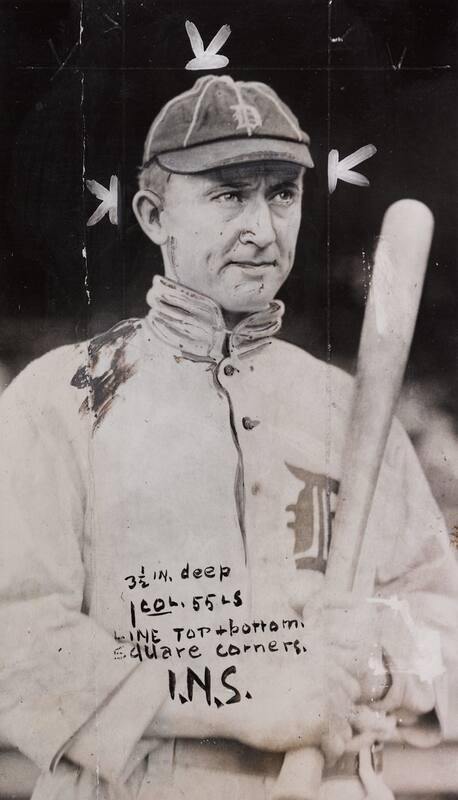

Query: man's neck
[
  {"left": 146, "top": 274, "right": 285, "bottom": 362},
  {"left": 222, "top": 309, "right": 248, "bottom": 331},
  {"left": 163, "top": 270, "right": 268, "bottom": 330}
]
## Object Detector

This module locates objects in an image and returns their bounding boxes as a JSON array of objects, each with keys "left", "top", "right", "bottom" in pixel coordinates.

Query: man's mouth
[{"left": 226, "top": 260, "right": 276, "bottom": 269}]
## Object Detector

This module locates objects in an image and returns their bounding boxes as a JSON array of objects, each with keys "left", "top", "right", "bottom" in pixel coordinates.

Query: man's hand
[
  {"left": 300, "top": 588, "right": 392, "bottom": 703},
  {"left": 222, "top": 646, "right": 360, "bottom": 755},
  {"left": 148, "top": 640, "right": 361, "bottom": 763},
  {"left": 148, "top": 590, "right": 396, "bottom": 761}
]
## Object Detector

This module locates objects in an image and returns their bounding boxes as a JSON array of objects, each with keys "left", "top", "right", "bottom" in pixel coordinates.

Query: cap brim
[{"left": 155, "top": 137, "right": 314, "bottom": 174}]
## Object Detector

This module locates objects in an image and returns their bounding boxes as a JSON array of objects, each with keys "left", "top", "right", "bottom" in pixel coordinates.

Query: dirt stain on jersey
[{"left": 71, "top": 319, "right": 141, "bottom": 431}]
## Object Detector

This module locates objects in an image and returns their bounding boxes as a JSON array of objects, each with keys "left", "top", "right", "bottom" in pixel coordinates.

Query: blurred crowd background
[{"left": 0, "top": 0, "right": 456, "bottom": 529}]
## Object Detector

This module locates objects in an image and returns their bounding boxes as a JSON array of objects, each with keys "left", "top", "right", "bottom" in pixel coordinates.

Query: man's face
[{"left": 158, "top": 162, "right": 303, "bottom": 314}]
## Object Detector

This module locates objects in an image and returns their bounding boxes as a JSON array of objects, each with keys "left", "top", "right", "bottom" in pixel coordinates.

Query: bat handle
[{"left": 272, "top": 747, "right": 324, "bottom": 800}]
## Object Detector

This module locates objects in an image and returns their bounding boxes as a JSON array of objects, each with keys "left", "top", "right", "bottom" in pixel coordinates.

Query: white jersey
[{"left": 0, "top": 276, "right": 457, "bottom": 799}]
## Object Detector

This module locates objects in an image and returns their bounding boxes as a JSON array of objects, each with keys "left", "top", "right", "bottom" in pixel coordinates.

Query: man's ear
[{"left": 132, "top": 189, "right": 168, "bottom": 246}]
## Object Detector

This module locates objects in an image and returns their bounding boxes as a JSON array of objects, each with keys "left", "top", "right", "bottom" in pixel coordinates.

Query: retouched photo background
[{"left": 0, "top": 1, "right": 457, "bottom": 798}]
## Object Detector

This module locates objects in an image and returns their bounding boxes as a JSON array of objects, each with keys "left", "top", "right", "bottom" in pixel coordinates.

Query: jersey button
[
  {"left": 242, "top": 416, "right": 260, "bottom": 430},
  {"left": 224, "top": 364, "right": 235, "bottom": 376}
]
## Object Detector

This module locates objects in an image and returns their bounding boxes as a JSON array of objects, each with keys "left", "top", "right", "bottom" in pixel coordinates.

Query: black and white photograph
[{"left": 0, "top": 2, "right": 457, "bottom": 798}]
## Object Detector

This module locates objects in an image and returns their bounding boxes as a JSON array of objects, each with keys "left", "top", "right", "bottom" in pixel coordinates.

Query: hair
[{"left": 137, "top": 159, "right": 172, "bottom": 197}]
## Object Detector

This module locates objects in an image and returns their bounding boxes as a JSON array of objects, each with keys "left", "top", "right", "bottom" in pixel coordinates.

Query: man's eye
[
  {"left": 214, "top": 192, "right": 243, "bottom": 204},
  {"left": 272, "top": 190, "right": 295, "bottom": 205}
]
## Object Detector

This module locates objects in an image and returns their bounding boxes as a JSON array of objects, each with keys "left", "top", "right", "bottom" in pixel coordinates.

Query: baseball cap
[{"left": 142, "top": 75, "right": 314, "bottom": 173}]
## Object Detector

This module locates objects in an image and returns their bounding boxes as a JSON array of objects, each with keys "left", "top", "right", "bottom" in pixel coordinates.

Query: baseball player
[{"left": 0, "top": 75, "right": 457, "bottom": 800}]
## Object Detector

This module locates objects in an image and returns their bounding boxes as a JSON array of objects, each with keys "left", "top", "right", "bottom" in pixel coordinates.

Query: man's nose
[{"left": 239, "top": 198, "right": 276, "bottom": 249}]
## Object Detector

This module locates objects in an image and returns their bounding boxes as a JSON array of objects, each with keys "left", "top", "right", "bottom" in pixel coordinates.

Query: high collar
[{"left": 146, "top": 275, "right": 284, "bottom": 362}]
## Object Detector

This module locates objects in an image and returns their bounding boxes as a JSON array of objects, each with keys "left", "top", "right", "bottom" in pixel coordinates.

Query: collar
[{"left": 146, "top": 275, "right": 284, "bottom": 362}]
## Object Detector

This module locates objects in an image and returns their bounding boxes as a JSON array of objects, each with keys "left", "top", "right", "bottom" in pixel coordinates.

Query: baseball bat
[{"left": 272, "top": 199, "right": 435, "bottom": 800}]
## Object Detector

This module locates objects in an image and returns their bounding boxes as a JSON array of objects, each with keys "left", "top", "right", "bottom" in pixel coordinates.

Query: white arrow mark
[
  {"left": 86, "top": 175, "right": 119, "bottom": 226},
  {"left": 185, "top": 21, "right": 231, "bottom": 71},
  {"left": 328, "top": 144, "right": 377, "bottom": 194}
]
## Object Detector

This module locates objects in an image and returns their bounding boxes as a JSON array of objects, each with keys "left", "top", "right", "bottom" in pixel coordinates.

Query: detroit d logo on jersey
[{"left": 285, "top": 463, "right": 339, "bottom": 573}]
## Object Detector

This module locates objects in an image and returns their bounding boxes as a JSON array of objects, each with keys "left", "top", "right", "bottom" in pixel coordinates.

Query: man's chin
[
  {"left": 206, "top": 270, "right": 284, "bottom": 314},
  {"left": 221, "top": 288, "right": 277, "bottom": 315}
]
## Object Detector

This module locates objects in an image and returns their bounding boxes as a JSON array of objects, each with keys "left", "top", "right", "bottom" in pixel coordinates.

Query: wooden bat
[{"left": 272, "top": 199, "right": 435, "bottom": 800}]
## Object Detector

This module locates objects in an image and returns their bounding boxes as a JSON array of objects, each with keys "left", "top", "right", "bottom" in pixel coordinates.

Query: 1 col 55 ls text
[{"left": 129, "top": 590, "right": 243, "bottom": 624}]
